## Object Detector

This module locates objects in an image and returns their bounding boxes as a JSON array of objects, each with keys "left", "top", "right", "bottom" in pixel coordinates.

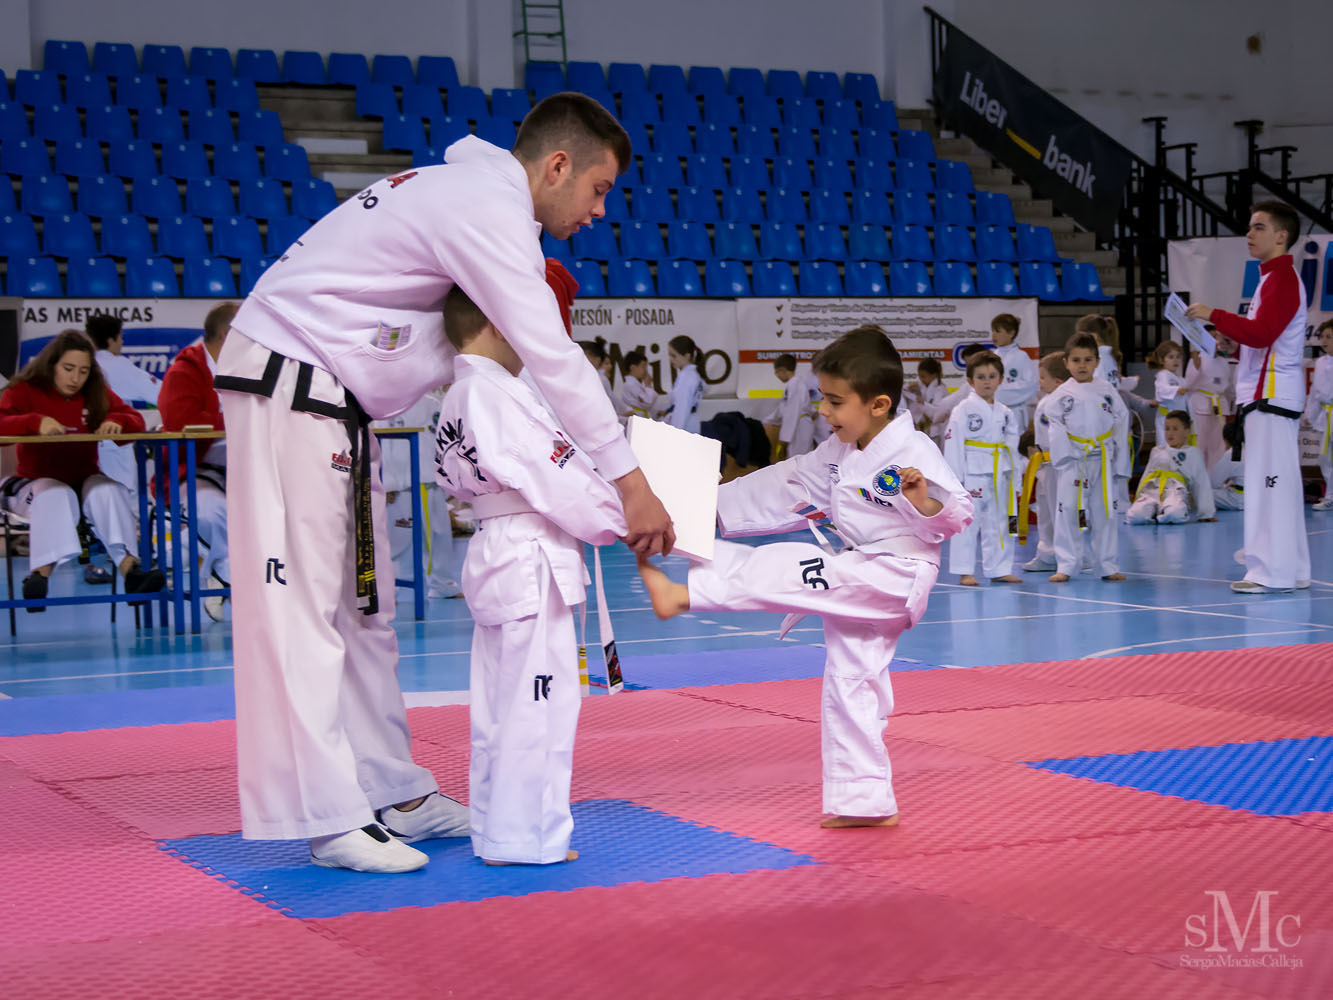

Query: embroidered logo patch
[
  {"left": 331, "top": 451, "right": 352, "bottom": 473},
  {"left": 856, "top": 487, "right": 892, "bottom": 508},
  {"left": 550, "top": 435, "right": 575, "bottom": 468},
  {"left": 967, "top": 413, "right": 984, "bottom": 433},
  {"left": 1061, "top": 395, "right": 1075, "bottom": 415},
  {"left": 373, "top": 322, "right": 412, "bottom": 351},
  {"left": 873, "top": 465, "right": 902, "bottom": 498}
]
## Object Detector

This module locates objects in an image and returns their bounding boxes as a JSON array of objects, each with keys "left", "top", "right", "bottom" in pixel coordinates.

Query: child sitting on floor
[{"left": 1126, "top": 410, "right": 1217, "bottom": 524}]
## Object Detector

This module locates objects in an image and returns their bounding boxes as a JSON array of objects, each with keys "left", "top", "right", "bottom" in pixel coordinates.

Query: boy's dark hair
[
  {"left": 966, "top": 351, "right": 1004, "bottom": 379},
  {"left": 1317, "top": 319, "right": 1333, "bottom": 335},
  {"left": 773, "top": 352, "right": 796, "bottom": 372},
  {"left": 1222, "top": 419, "right": 1241, "bottom": 448},
  {"left": 1251, "top": 200, "right": 1300, "bottom": 253},
  {"left": 812, "top": 324, "right": 902, "bottom": 413},
  {"left": 443, "top": 285, "right": 491, "bottom": 351},
  {"left": 918, "top": 357, "right": 943, "bottom": 378},
  {"left": 1065, "top": 331, "right": 1100, "bottom": 356},
  {"left": 578, "top": 336, "right": 607, "bottom": 363},
  {"left": 203, "top": 302, "right": 237, "bottom": 345},
  {"left": 1039, "top": 351, "right": 1070, "bottom": 382},
  {"left": 991, "top": 313, "right": 1020, "bottom": 334},
  {"left": 514, "top": 92, "right": 633, "bottom": 174},
  {"left": 1165, "top": 409, "right": 1192, "bottom": 428},
  {"left": 959, "top": 342, "right": 988, "bottom": 361},
  {"left": 1018, "top": 428, "right": 1036, "bottom": 457},
  {"left": 85, "top": 314, "right": 123, "bottom": 351},
  {"left": 620, "top": 348, "right": 646, "bottom": 375}
]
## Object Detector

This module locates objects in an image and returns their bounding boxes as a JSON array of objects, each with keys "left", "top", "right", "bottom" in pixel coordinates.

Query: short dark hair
[
  {"left": 991, "top": 313, "right": 1020, "bottom": 334},
  {"left": 812, "top": 324, "right": 902, "bottom": 413},
  {"left": 966, "top": 351, "right": 1004, "bottom": 379},
  {"left": 959, "top": 342, "right": 988, "bottom": 361},
  {"left": 204, "top": 302, "right": 237, "bottom": 345},
  {"left": 1040, "top": 351, "right": 1069, "bottom": 382},
  {"left": 514, "top": 92, "right": 633, "bottom": 174},
  {"left": 85, "top": 314, "right": 122, "bottom": 351},
  {"left": 443, "top": 285, "right": 491, "bottom": 351},
  {"left": 1065, "top": 332, "right": 1100, "bottom": 356},
  {"left": 1251, "top": 200, "right": 1300, "bottom": 253},
  {"left": 918, "top": 358, "right": 943, "bottom": 378},
  {"left": 1165, "top": 409, "right": 1192, "bottom": 428},
  {"left": 773, "top": 352, "right": 796, "bottom": 372},
  {"left": 620, "top": 349, "right": 647, "bottom": 375},
  {"left": 1318, "top": 319, "right": 1333, "bottom": 336},
  {"left": 578, "top": 337, "right": 607, "bottom": 363}
]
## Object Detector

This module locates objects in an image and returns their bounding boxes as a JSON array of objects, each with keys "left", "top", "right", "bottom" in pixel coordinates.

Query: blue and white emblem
[{"left": 873, "top": 465, "right": 902, "bottom": 497}]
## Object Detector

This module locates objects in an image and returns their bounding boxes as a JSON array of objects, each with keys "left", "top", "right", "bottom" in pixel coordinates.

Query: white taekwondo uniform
[
  {"left": 1094, "top": 344, "right": 1121, "bottom": 388},
  {"left": 616, "top": 373, "right": 662, "bottom": 421},
  {"left": 902, "top": 378, "right": 950, "bottom": 446},
  {"left": 1305, "top": 354, "right": 1333, "bottom": 501},
  {"left": 943, "top": 394, "right": 1018, "bottom": 578},
  {"left": 1126, "top": 443, "right": 1215, "bottom": 524},
  {"left": 216, "top": 137, "right": 638, "bottom": 841},
  {"left": 1152, "top": 368, "right": 1189, "bottom": 446},
  {"left": 1186, "top": 352, "right": 1236, "bottom": 469},
  {"left": 1023, "top": 393, "right": 1058, "bottom": 569},
  {"left": 1210, "top": 454, "right": 1245, "bottom": 511},
  {"left": 436, "top": 355, "right": 625, "bottom": 863},
  {"left": 663, "top": 362, "right": 703, "bottom": 433},
  {"left": 774, "top": 368, "right": 830, "bottom": 456},
  {"left": 94, "top": 348, "right": 161, "bottom": 493},
  {"left": 1046, "top": 377, "right": 1130, "bottom": 577},
  {"left": 994, "top": 343, "right": 1037, "bottom": 435},
  {"left": 686, "top": 411, "right": 972, "bottom": 817}
]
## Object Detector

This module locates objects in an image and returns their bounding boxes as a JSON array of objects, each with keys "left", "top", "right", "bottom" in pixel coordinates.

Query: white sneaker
[
  {"left": 310, "top": 823, "right": 428, "bottom": 873},
  {"left": 1231, "top": 580, "right": 1292, "bottom": 595},
  {"left": 1022, "top": 556, "right": 1055, "bottom": 572},
  {"left": 379, "top": 792, "right": 470, "bottom": 842},
  {"left": 1314, "top": 498, "right": 1333, "bottom": 511},
  {"left": 1296, "top": 580, "right": 1311, "bottom": 590},
  {"left": 202, "top": 572, "right": 227, "bottom": 622}
]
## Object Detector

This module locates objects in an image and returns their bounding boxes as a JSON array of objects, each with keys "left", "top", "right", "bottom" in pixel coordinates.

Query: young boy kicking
[
  {"left": 639, "top": 326, "right": 973, "bottom": 828},
  {"left": 435, "top": 286, "right": 626, "bottom": 865}
]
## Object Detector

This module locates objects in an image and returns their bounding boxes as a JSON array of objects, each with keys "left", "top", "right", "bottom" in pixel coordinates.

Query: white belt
[{"left": 471, "top": 489, "right": 538, "bottom": 520}]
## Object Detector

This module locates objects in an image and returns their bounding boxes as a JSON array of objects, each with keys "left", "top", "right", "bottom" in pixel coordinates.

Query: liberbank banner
[{"left": 933, "top": 24, "right": 1133, "bottom": 236}]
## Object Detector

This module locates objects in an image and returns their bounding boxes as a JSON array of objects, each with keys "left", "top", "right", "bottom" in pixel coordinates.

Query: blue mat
[
  {"left": 0, "top": 683, "right": 236, "bottom": 737},
  {"left": 161, "top": 799, "right": 819, "bottom": 918},
  {"left": 1028, "top": 736, "right": 1333, "bottom": 816}
]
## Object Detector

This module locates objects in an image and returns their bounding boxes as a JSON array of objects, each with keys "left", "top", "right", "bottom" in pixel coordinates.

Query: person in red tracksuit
[{"left": 0, "top": 329, "right": 165, "bottom": 608}]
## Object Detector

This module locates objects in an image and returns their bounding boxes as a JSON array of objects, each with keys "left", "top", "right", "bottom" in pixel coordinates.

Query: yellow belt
[
  {"left": 1321, "top": 404, "right": 1333, "bottom": 458},
  {"left": 1196, "top": 389, "right": 1223, "bottom": 415},
  {"left": 1068, "top": 428, "right": 1115, "bottom": 519},
  {"left": 965, "top": 439, "right": 1015, "bottom": 548},
  {"left": 1135, "top": 468, "right": 1188, "bottom": 502},
  {"left": 1017, "top": 450, "right": 1048, "bottom": 544}
]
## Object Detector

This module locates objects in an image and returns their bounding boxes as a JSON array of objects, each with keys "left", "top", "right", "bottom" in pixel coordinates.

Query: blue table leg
[
  {"left": 185, "top": 438, "right": 202, "bottom": 634},
  {"left": 409, "top": 433, "right": 425, "bottom": 621},
  {"left": 168, "top": 439, "right": 185, "bottom": 634},
  {"left": 135, "top": 441, "right": 152, "bottom": 629}
]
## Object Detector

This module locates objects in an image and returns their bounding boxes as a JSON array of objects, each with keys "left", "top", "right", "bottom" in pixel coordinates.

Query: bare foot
[
  {"left": 820, "top": 814, "right": 900, "bottom": 829},
  {"left": 1048, "top": 572, "right": 1070, "bottom": 583},
  {"left": 1102, "top": 572, "right": 1126, "bottom": 581},
  {"left": 959, "top": 574, "right": 979, "bottom": 586},
  {"left": 637, "top": 556, "right": 690, "bottom": 619},
  {"left": 483, "top": 849, "right": 579, "bottom": 866},
  {"left": 992, "top": 574, "right": 1022, "bottom": 583}
]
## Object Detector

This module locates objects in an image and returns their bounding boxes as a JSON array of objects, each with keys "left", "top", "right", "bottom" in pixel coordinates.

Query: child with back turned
[{"left": 638, "top": 326, "right": 973, "bottom": 828}]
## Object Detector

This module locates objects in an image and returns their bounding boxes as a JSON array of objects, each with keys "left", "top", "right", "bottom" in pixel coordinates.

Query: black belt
[
  {"left": 0, "top": 476, "right": 30, "bottom": 499},
  {"left": 1229, "top": 399, "right": 1304, "bottom": 460}
]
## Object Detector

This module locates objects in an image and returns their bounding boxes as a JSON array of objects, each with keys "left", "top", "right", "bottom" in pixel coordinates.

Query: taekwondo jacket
[
  {"left": 1209, "top": 255, "right": 1307, "bottom": 412},
  {"left": 1187, "top": 354, "right": 1236, "bottom": 417},
  {"left": 994, "top": 343, "right": 1037, "bottom": 415},
  {"left": 1095, "top": 345, "right": 1121, "bottom": 388},
  {"left": 1306, "top": 355, "right": 1333, "bottom": 449},
  {"left": 434, "top": 355, "right": 626, "bottom": 626},
  {"left": 1136, "top": 444, "right": 1215, "bottom": 519},
  {"left": 232, "top": 136, "right": 636, "bottom": 480},
  {"left": 1045, "top": 378, "right": 1131, "bottom": 478},
  {"left": 94, "top": 349, "right": 160, "bottom": 405},
  {"left": 617, "top": 375, "right": 661, "bottom": 419},
  {"left": 943, "top": 395, "right": 1019, "bottom": 483},
  {"left": 663, "top": 363, "right": 703, "bottom": 433},
  {"left": 0, "top": 381, "right": 143, "bottom": 484}
]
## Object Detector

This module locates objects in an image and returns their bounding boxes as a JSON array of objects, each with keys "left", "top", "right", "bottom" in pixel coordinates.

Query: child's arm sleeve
[
  {"left": 716, "top": 445, "right": 832, "bottom": 536},
  {"left": 1188, "top": 450, "right": 1216, "bottom": 519},
  {"left": 941, "top": 407, "right": 966, "bottom": 477},
  {"left": 1112, "top": 392, "right": 1132, "bottom": 478}
]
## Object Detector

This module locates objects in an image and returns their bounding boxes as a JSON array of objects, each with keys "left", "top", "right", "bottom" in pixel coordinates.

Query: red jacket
[
  {"left": 159, "top": 343, "right": 224, "bottom": 477},
  {"left": 0, "top": 381, "right": 145, "bottom": 485}
]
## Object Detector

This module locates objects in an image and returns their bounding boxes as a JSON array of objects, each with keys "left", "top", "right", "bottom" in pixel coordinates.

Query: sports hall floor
[{"left": 2, "top": 510, "right": 1331, "bottom": 998}]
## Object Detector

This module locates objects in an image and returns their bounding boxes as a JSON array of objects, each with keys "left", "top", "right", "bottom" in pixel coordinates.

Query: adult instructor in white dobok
[{"left": 216, "top": 93, "right": 674, "bottom": 873}]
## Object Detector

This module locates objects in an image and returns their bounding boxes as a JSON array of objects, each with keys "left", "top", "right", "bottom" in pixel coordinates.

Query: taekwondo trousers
[
  {"left": 219, "top": 332, "right": 437, "bottom": 840},
  {"left": 948, "top": 472, "right": 1014, "bottom": 578},
  {"left": 1034, "top": 467, "right": 1056, "bottom": 564},
  {"left": 688, "top": 540, "right": 938, "bottom": 817},
  {"left": 1052, "top": 456, "right": 1121, "bottom": 577},
  {"left": 3, "top": 474, "right": 136, "bottom": 571},
  {"left": 178, "top": 476, "right": 229, "bottom": 584},
  {"left": 1126, "top": 480, "right": 1190, "bottom": 525},
  {"left": 1241, "top": 410, "right": 1310, "bottom": 590}
]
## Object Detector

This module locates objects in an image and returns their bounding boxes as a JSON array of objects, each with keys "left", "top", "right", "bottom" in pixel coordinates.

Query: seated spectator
[
  {"left": 87, "top": 314, "right": 162, "bottom": 499},
  {"left": 0, "top": 330, "right": 164, "bottom": 608}
]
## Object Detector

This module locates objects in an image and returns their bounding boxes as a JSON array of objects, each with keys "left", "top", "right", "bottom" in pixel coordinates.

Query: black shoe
[
  {"left": 22, "top": 571, "right": 48, "bottom": 612},
  {"left": 124, "top": 566, "right": 166, "bottom": 595}
]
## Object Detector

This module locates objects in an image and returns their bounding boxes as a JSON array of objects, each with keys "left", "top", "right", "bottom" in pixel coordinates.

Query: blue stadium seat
[
  {"left": 570, "top": 225, "right": 617, "bottom": 262},
  {"left": 894, "top": 159, "right": 933, "bottom": 192},
  {"left": 524, "top": 62, "right": 563, "bottom": 97},
  {"left": 759, "top": 221, "right": 802, "bottom": 260},
  {"left": 890, "top": 224, "right": 932, "bottom": 262},
  {"left": 799, "top": 260, "right": 843, "bottom": 296},
  {"left": 809, "top": 188, "right": 850, "bottom": 224},
  {"left": 448, "top": 86, "right": 489, "bottom": 121},
  {"left": 1061, "top": 260, "right": 1111, "bottom": 302},
  {"left": 975, "top": 190, "right": 1016, "bottom": 228},
  {"left": 265, "top": 144, "right": 310, "bottom": 181},
  {"left": 54, "top": 139, "right": 104, "bottom": 177},
  {"left": 666, "top": 220, "right": 712, "bottom": 261},
  {"left": 92, "top": 42, "right": 138, "bottom": 79},
  {"left": 33, "top": 103, "right": 83, "bottom": 141},
  {"left": 236, "top": 109, "right": 285, "bottom": 149},
  {"left": 3, "top": 138, "right": 53, "bottom": 176},
  {"left": 190, "top": 47, "right": 233, "bottom": 81},
  {"left": 804, "top": 71, "right": 841, "bottom": 103},
  {"left": 215, "top": 78, "right": 261, "bottom": 114},
  {"left": 817, "top": 128, "right": 857, "bottom": 161},
  {"left": 125, "top": 255, "right": 179, "bottom": 296},
  {"left": 6, "top": 254, "right": 62, "bottom": 296},
  {"left": 661, "top": 91, "right": 701, "bottom": 125},
  {"left": 540, "top": 232, "right": 573, "bottom": 268},
  {"left": 727, "top": 67, "right": 765, "bottom": 101},
  {"left": 822, "top": 99, "right": 861, "bottom": 131},
  {"left": 765, "top": 186, "right": 806, "bottom": 223},
  {"left": 934, "top": 190, "right": 975, "bottom": 226},
  {"left": 693, "top": 122, "right": 735, "bottom": 156},
  {"left": 753, "top": 259, "right": 797, "bottom": 296},
  {"left": 776, "top": 126, "right": 816, "bottom": 160},
  {"left": 1019, "top": 261, "right": 1063, "bottom": 299},
  {"left": 893, "top": 189, "right": 934, "bottom": 225},
  {"left": 844, "top": 260, "right": 887, "bottom": 296},
  {"left": 99, "top": 213, "right": 154, "bottom": 257},
  {"left": 842, "top": 72, "right": 879, "bottom": 104},
  {"left": 77, "top": 173, "right": 128, "bottom": 217},
  {"left": 736, "top": 123, "right": 776, "bottom": 158},
  {"left": 607, "top": 62, "right": 647, "bottom": 95},
  {"left": 814, "top": 158, "right": 855, "bottom": 194},
  {"left": 782, "top": 97, "right": 820, "bottom": 130},
  {"left": 45, "top": 40, "right": 90, "bottom": 77},
  {"left": 382, "top": 114, "right": 428, "bottom": 153},
  {"left": 976, "top": 224, "right": 1017, "bottom": 262},
  {"left": 429, "top": 114, "right": 470, "bottom": 150},
  {"left": 42, "top": 211, "right": 95, "bottom": 257},
  {"left": 622, "top": 94, "right": 660, "bottom": 126},
  {"left": 765, "top": 70, "right": 804, "bottom": 102},
  {"left": 131, "top": 176, "right": 182, "bottom": 218},
  {"left": 863, "top": 100, "right": 899, "bottom": 132},
  {"left": 0, "top": 213, "right": 39, "bottom": 255},
  {"left": 933, "top": 261, "right": 977, "bottom": 296},
  {"left": 648, "top": 64, "right": 688, "bottom": 96},
  {"left": 166, "top": 76, "right": 213, "bottom": 113},
  {"left": 157, "top": 214, "right": 208, "bottom": 257},
  {"left": 889, "top": 261, "right": 932, "bottom": 296},
  {"left": 621, "top": 121, "right": 650, "bottom": 158},
  {"left": 675, "top": 185, "right": 721, "bottom": 222},
  {"left": 850, "top": 189, "right": 892, "bottom": 225},
  {"left": 161, "top": 141, "right": 210, "bottom": 180},
  {"left": 702, "top": 94, "right": 741, "bottom": 128},
  {"left": 727, "top": 154, "right": 768, "bottom": 191},
  {"left": 629, "top": 185, "right": 672, "bottom": 221},
  {"left": 66, "top": 72, "right": 112, "bottom": 109},
  {"left": 281, "top": 50, "right": 326, "bottom": 85},
  {"left": 1016, "top": 223, "right": 1059, "bottom": 262},
  {"left": 848, "top": 224, "right": 890, "bottom": 261},
  {"left": 705, "top": 258, "right": 750, "bottom": 296},
  {"left": 14, "top": 70, "right": 62, "bottom": 108},
  {"left": 417, "top": 56, "right": 459, "bottom": 91},
  {"left": 412, "top": 145, "right": 445, "bottom": 167},
  {"left": 713, "top": 220, "right": 758, "bottom": 260},
  {"left": 600, "top": 187, "right": 628, "bottom": 222},
  {"left": 685, "top": 153, "right": 727, "bottom": 191},
  {"left": 657, "top": 258, "right": 703, "bottom": 296},
  {"left": 211, "top": 215, "right": 264, "bottom": 258},
  {"left": 976, "top": 261, "right": 1019, "bottom": 296},
  {"left": 109, "top": 140, "right": 159, "bottom": 179},
  {"left": 183, "top": 255, "right": 237, "bottom": 296},
  {"left": 935, "top": 159, "right": 975, "bottom": 194},
  {"left": 620, "top": 220, "right": 666, "bottom": 259},
  {"left": 0, "top": 102, "right": 28, "bottom": 141},
  {"left": 771, "top": 156, "right": 813, "bottom": 191},
  {"left": 188, "top": 108, "right": 236, "bottom": 146},
  {"left": 355, "top": 83, "right": 398, "bottom": 120},
  {"left": 805, "top": 221, "right": 847, "bottom": 261},
  {"left": 618, "top": 159, "right": 643, "bottom": 189},
  {"left": 84, "top": 104, "right": 133, "bottom": 144},
  {"left": 138, "top": 107, "right": 186, "bottom": 144},
  {"left": 609, "top": 258, "right": 655, "bottom": 296},
  {"left": 565, "top": 61, "right": 606, "bottom": 94},
  {"left": 563, "top": 259, "right": 601, "bottom": 297},
  {"left": 688, "top": 66, "right": 727, "bottom": 99},
  {"left": 642, "top": 152, "right": 685, "bottom": 189},
  {"left": 854, "top": 158, "right": 894, "bottom": 192},
  {"left": 67, "top": 255, "right": 122, "bottom": 296},
  {"left": 0, "top": 182, "right": 13, "bottom": 214},
  {"left": 238, "top": 255, "right": 275, "bottom": 295},
  {"left": 857, "top": 128, "right": 895, "bottom": 160},
  {"left": 934, "top": 223, "right": 975, "bottom": 262},
  {"left": 233, "top": 49, "right": 280, "bottom": 84},
  {"left": 489, "top": 88, "right": 530, "bottom": 122},
  {"left": 115, "top": 74, "right": 163, "bottom": 111},
  {"left": 325, "top": 52, "right": 371, "bottom": 89},
  {"left": 142, "top": 44, "right": 188, "bottom": 80},
  {"left": 651, "top": 120, "right": 692, "bottom": 154},
  {"left": 475, "top": 114, "right": 519, "bottom": 150},
  {"left": 186, "top": 177, "right": 235, "bottom": 217}
]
